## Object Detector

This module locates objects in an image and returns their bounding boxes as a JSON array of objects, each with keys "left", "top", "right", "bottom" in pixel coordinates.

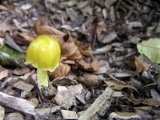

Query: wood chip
[
  {"left": 54, "top": 86, "right": 76, "bottom": 109},
  {"left": 35, "top": 106, "right": 61, "bottom": 116},
  {"left": 112, "top": 91, "right": 124, "bottom": 97},
  {"left": 81, "top": 73, "right": 99, "bottom": 86},
  {"left": 78, "top": 87, "right": 113, "bottom": 120},
  {"left": 66, "top": 8, "right": 78, "bottom": 21},
  {"left": 5, "top": 112, "right": 24, "bottom": 120},
  {"left": 0, "top": 106, "right": 5, "bottom": 120},
  {"left": 98, "top": 98, "right": 114, "bottom": 116},
  {"left": 0, "top": 92, "right": 36, "bottom": 115},
  {"left": 68, "top": 84, "right": 86, "bottom": 104},
  {"left": 0, "top": 69, "right": 9, "bottom": 81},
  {"left": 61, "top": 110, "right": 78, "bottom": 119},
  {"left": 109, "top": 112, "right": 141, "bottom": 120},
  {"left": 13, "top": 81, "right": 34, "bottom": 92},
  {"left": 13, "top": 67, "right": 30, "bottom": 75},
  {"left": 99, "top": 31, "right": 117, "bottom": 44}
]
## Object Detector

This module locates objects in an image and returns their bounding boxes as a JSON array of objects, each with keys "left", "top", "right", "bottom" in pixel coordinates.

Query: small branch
[
  {"left": 0, "top": 91, "right": 36, "bottom": 115},
  {"left": 78, "top": 87, "right": 113, "bottom": 120}
]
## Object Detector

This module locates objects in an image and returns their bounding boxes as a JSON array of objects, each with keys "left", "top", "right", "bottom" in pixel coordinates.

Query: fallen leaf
[
  {"left": 128, "top": 98, "right": 160, "bottom": 107},
  {"left": 76, "top": 59, "right": 99, "bottom": 72},
  {"left": 99, "top": 31, "right": 117, "bottom": 44},
  {"left": 33, "top": 15, "right": 49, "bottom": 31},
  {"left": 0, "top": 22, "right": 15, "bottom": 33},
  {"left": 104, "top": 79, "right": 138, "bottom": 92},
  {"left": 62, "top": 59, "right": 75, "bottom": 65},
  {"left": 5, "top": 34, "right": 24, "bottom": 52},
  {"left": 48, "top": 63, "right": 71, "bottom": 78},
  {"left": 137, "top": 38, "right": 160, "bottom": 64},
  {"left": 77, "top": 73, "right": 99, "bottom": 86},
  {"left": 134, "top": 56, "right": 149, "bottom": 75},
  {"left": 94, "top": 60, "right": 110, "bottom": 74},
  {"left": 76, "top": 41, "right": 93, "bottom": 57},
  {"left": 96, "top": 20, "right": 105, "bottom": 40},
  {"left": 14, "top": 32, "right": 35, "bottom": 45}
]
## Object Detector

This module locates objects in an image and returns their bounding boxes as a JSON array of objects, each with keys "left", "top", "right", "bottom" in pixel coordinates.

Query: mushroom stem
[{"left": 37, "top": 70, "right": 48, "bottom": 89}]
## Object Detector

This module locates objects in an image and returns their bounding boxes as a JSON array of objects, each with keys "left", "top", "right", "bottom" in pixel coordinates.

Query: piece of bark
[
  {"left": 20, "top": 91, "right": 32, "bottom": 98},
  {"left": 0, "top": 69, "right": 9, "bottom": 81},
  {"left": 78, "top": 87, "right": 113, "bottom": 120},
  {"left": 0, "top": 91, "right": 60, "bottom": 118},
  {"left": 13, "top": 67, "right": 30, "bottom": 75},
  {"left": 0, "top": 92, "right": 36, "bottom": 115},
  {"left": 61, "top": 110, "right": 78, "bottom": 119},
  {"left": 112, "top": 91, "right": 124, "bottom": 97},
  {"left": 5, "top": 112, "right": 24, "bottom": 120},
  {"left": 0, "top": 106, "right": 5, "bottom": 120},
  {"left": 109, "top": 112, "right": 141, "bottom": 120},
  {"left": 98, "top": 98, "right": 114, "bottom": 116},
  {"left": 35, "top": 106, "right": 61, "bottom": 116},
  {"left": 90, "top": 114, "right": 99, "bottom": 120},
  {"left": 54, "top": 86, "right": 76, "bottom": 109},
  {"left": 68, "top": 84, "right": 86, "bottom": 104},
  {"left": 66, "top": 8, "right": 78, "bottom": 21},
  {"left": 13, "top": 81, "right": 34, "bottom": 92}
]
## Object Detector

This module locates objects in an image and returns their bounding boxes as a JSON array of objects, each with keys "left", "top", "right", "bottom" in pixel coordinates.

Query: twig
[{"left": 78, "top": 87, "right": 113, "bottom": 120}]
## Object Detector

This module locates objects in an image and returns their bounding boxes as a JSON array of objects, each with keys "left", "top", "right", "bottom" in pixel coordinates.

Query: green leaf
[
  {"left": 0, "top": 45, "right": 25, "bottom": 59},
  {"left": 0, "top": 45, "right": 25, "bottom": 67},
  {"left": 137, "top": 38, "right": 160, "bottom": 64}
]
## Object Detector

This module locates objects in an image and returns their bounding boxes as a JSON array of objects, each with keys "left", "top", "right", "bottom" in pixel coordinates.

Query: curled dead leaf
[
  {"left": 76, "top": 41, "right": 93, "bottom": 57},
  {"left": 128, "top": 98, "right": 160, "bottom": 107},
  {"left": 76, "top": 59, "right": 99, "bottom": 72},
  {"left": 48, "top": 63, "right": 71, "bottom": 78},
  {"left": 77, "top": 73, "right": 99, "bottom": 86},
  {"left": 134, "top": 56, "right": 149, "bottom": 75},
  {"left": 104, "top": 80, "right": 138, "bottom": 92},
  {"left": 14, "top": 32, "right": 35, "bottom": 45},
  {"left": 0, "top": 22, "right": 16, "bottom": 33},
  {"left": 33, "top": 15, "right": 49, "bottom": 31},
  {"left": 96, "top": 20, "right": 105, "bottom": 40}
]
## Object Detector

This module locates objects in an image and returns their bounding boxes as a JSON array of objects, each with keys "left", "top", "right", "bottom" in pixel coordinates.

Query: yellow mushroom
[{"left": 25, "top": 35, "right": 61, "bottom": 89}]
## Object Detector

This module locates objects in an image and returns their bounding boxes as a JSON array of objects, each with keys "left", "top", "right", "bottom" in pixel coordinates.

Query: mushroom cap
[{"left": 25, "top": 35, "right": 61, "bottom": 72}]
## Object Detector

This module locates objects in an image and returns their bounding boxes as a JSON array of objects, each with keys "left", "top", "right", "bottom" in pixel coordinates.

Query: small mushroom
[{"left": 25, "top": 35, "right": 61, "bottom": 89}]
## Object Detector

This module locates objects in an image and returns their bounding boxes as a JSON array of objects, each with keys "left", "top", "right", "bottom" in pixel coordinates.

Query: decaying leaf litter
[{"left": 0, "top": 0, "right": 160, "bottom": 119}]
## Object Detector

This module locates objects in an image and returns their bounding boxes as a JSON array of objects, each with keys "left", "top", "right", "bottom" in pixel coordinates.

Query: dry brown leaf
[
  {"left": 33, "top": 15, "right": 49, "bottom": 31},
  {"left": 48, "top": 63, "right": 71, "bottom": 78},
  {"left": 12, "top": 32, "right": 35, "bottom": 45},
  {"left": 96, "top": 20, "right": 105, "bottom": 39},
  {"left": 62, "top": 60, "right": 75, "bottom": 65},
  {"left": 134, "top": 56, "right": 149, "bottom": 75},
  {"left": 77, "top": 73, "right": 99, "bottom": 86},
  {"left": 0, "top": 22, "right": 16, "bottom": 33},
  {"left": 128, "top": 98, "right": 160, "bottom": 107},
  {"left": 76, "top": 59, "right": 99, "bottom": 72},
  {"left": 35, "top": 25, "right": 83, "bottom": 60},
  {"left": 76, "top": 41, "right": 93, "bottom": 57},
  {"left": 104, "top": 80, "right": 138, "bottom": 92}
]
